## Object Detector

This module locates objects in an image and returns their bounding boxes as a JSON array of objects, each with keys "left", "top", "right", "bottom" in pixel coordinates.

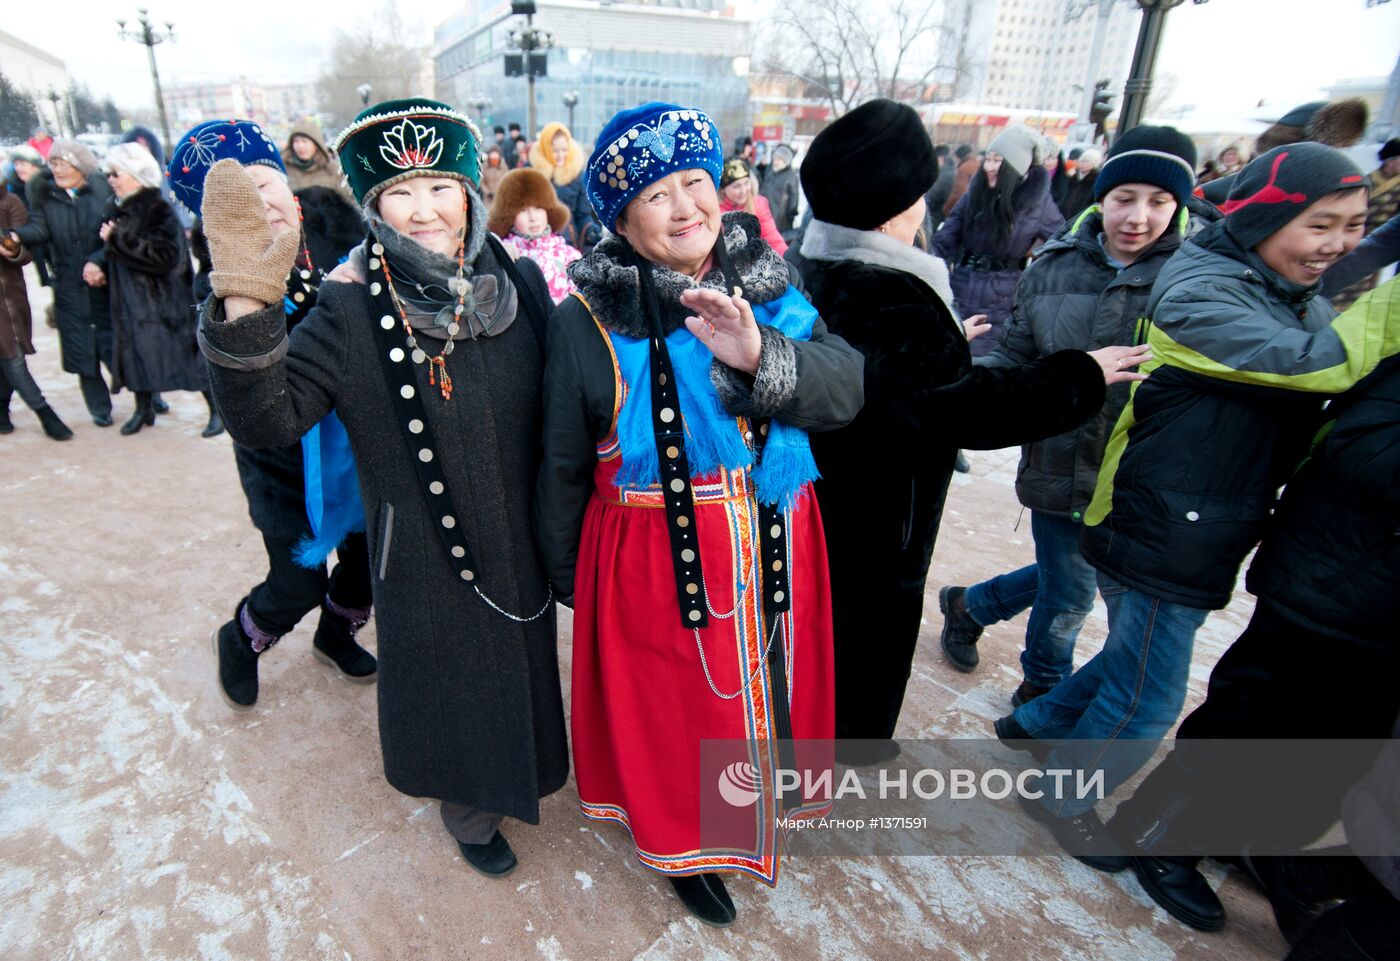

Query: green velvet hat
[{"left": 332, "top": 98, "right": 483, "bottom": 205}]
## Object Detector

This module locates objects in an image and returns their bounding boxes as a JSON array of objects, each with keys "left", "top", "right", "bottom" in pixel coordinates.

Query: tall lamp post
[
  {"left": 117, "top": 9, "right": 176, "bottom": 156},
  {"left": 1115, "top": 0, "right": 1207, "bottom": 141},
  {"left": 505, "top": 0, "right": 553, "bottom": 138},
  {"left": 45, "top": 89, "right": 67, "bottom": 137},
  {"left": 562, "top": 90, "right": 579, "bottom": 133},
  {"left": 357, "top": 83, "right": 373, "bottom": 108}
]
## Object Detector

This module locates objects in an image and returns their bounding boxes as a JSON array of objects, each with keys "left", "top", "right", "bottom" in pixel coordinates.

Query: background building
[
  {"left": 434, "top": 0, "right": 751, "bottom": 148},
  {"left": 163, "top": 79, "right": 271, "bottom": 130},
  {"left": 0, "top": 29, "right": 72, "bottom": 135},
  {"left": 973, "top": 0, "right": 1139, "bottom": 118}
]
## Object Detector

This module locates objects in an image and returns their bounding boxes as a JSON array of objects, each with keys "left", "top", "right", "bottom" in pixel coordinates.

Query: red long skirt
[{"left": 571, "top": 455, "right": 835, "bottom": 885}]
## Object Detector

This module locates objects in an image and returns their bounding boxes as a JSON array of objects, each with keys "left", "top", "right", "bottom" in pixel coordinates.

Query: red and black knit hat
[{"left": 1220, "top": 143, "right": 1367, "bottom": 249}]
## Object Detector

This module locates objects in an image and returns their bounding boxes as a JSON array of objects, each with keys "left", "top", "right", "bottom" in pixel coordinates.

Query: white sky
[{"left": 4, "top": 0, "right": 1398, "bottom": 119}]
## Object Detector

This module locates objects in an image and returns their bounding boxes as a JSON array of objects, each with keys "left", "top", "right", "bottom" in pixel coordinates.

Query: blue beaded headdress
[
  {"left": 586, "top": 102, "right": 724, "bottom": 232},
  {"left": 168, "top": 119, "right": 285, "bottom": 214}
]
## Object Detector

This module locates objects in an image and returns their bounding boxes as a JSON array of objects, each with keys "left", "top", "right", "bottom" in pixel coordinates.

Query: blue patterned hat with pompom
[
  {"left": 586, "top": 102, "right": 724, "bottom": 232},
  {"left": 168, "top": 119, "right": 284, "bottom": 214}
]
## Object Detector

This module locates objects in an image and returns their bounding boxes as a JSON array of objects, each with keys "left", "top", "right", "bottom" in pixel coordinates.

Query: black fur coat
[
  {"left": 102, "top": 187, "right": 203, "bottom": 393},
  {"left": 799, "top": 219, "right": 1105, "bottom": 742}
]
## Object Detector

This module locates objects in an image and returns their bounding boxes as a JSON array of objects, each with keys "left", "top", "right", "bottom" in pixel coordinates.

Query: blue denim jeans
[
  {"left": 1013, "top": 573, "right": 1210, "bottom": 817},
  {"left": 962, "top": 512, "right": 1099, "bottom": 688}
]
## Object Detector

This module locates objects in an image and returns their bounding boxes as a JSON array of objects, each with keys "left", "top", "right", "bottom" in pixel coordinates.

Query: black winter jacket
[
  {"left": 1081, "top": 226, "right": 1400, "bottom": 609},
  {"left": 983, "top": 206, "right": 1183, "bottom": 519},
  {"left": 1246, "top": 354, "right": 1400, "bottom": 647},
  {"left": 14, "top": 171, "right": 112, "bottom": 376}
]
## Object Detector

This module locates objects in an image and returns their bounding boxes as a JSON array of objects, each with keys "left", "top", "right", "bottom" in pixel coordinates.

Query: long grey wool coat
[{"left": 200, "top": 250, "right": 568, "bottom": 822}]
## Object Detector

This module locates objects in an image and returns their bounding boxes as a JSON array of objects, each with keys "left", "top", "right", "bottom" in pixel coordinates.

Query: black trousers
[
  {"left": 1110, "top": 600, "right": 1399, "bottom": 861},
  {"left": 78, "top": 372, "right": 111, "bottom": 418},
  {"left": 0, "top": 355, "right": 48, "bottom": 410},
  {"left": 245, "top": 531, "right": 372, "bottom": 638}
]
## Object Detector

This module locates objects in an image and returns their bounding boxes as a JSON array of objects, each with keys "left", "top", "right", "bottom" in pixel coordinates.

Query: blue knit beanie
[
  {"left": 1094, "top": 125, "right": 1198, "bottom": 205},
  {"left": 586, "top": 102, "right": 723, "bottom": 232}
]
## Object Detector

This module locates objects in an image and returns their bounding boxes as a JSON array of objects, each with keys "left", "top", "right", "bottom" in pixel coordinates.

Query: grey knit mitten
[{"left": 201, "top": 159, "right": 300, "bottom": 305}]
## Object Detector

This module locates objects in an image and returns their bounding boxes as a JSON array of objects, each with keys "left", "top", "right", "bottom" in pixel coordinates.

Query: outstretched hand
[
  {"left": 963, "top": 314, "right": 991, "bottom": 342},
  {"left": 1088, "top": 343, "right": 1153, "bottom": 385},
  {"left": 680, "top": 287, "right": 762, "bottom": 375}
]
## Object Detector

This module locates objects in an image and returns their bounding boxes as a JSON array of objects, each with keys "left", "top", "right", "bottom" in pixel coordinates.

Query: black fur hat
[{"left": 801, "top": 99, "right": 936, "bottom": 230}]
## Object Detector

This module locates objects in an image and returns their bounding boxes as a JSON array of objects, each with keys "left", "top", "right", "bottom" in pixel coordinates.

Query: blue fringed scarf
[
  {"left": 610, "top": 285, "right": 820, "bottom": 509},
  {"left": 294, "top": 410, "right": 366, "bottom": 568}
]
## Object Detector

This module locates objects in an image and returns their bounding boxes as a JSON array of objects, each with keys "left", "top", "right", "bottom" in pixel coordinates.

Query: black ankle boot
[
  {"left": 457, "top": 831, "right": 518, "bottom": 877},
  {"left": 0, "top": 403, "right": 11, "bottom": 434},
  {"left": 211, "top": 607, "right": 266, "bottom": 711},
  {"left": 151, "top": 393, "right": 170, "bottom": 414},
  {"left": 669, "top": 873, "right": 737, "bottom": 927},
  {"left": 312, "top": 601, "right": 377, "bottom": 682},
  {"left": 120, "top": 395, "right": 156, "bottom": 435},
  {"left": 36, "top": 405, "right": 73, "bottom": 440},
  {"left": 939, "top": 585, "right": 984, "bottom": 671},
  {"left": 201, "top": 392, "right": 225, "bottom": 437}
]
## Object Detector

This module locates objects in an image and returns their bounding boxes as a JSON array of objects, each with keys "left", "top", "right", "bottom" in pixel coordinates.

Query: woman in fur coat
[
  {"left": 100, "top": 143, "right": 216, "bottom": 435},
  {"left": 797, "top": 100, "right": 1147, "bottom": 763},
  {"left": 931, "top": 125, "right": 1064, "bottom": 356}
]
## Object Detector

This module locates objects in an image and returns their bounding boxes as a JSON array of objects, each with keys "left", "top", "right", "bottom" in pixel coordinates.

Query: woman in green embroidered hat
[
  {"left": 535, "top": 102, "right": 864, "bottom": 926},
  {"left": 196, "top": 98, "right": 565, "bottom": 878}
]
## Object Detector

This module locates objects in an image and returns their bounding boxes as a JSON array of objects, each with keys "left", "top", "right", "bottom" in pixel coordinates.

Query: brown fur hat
[
  {"left": 1255, "top": 97, "right": 1370, "bottom": 154},
  {"left": 488, "top": 168, "right": 570, "bottom": 236}
]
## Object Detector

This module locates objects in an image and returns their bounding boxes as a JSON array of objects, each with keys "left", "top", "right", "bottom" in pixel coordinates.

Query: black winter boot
[
  {"left": 312, "top": 598, "right": 377, "bottom": 682},
  {"left": 151, "top": 393, "right": 170, "bottom": 414},
  {"left": 669, "top": 873, "right": 737, "bottom": 927},
  {"left": 201, "top": 391, "right": 225, "bottom": 438},
  {"left": 36, "top": 405, "right": 73, "bottom": 441},
  {"left": 939, "top": 585, "right": 984, "bottom": 672},
  {"left": 120, "top": 393, "right": 156, "bottom": 435},
  {"left": 0, "top": 401, "right": 11, "bottom": 434},
  {"left": 212, "top": 606, "right": 266, "bottom": 711},
  {"left": 457, "top": 831, "right": 518, "bottom": 877}
]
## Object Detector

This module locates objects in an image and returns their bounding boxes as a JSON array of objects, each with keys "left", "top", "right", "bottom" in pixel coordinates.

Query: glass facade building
[{"left": 433, "top": 0, "right": 751, "bottom": 149}]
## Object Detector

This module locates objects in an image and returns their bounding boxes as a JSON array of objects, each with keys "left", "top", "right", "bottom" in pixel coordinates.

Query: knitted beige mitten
[{"left": 201, "top": 159, "right": 300, "bottom": 305}]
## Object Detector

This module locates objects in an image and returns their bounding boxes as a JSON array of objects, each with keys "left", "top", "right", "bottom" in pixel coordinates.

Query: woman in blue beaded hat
[
  {"left": 535, "top": 102, "right": 864, "bottom": 926},
  {"left": 195, "top": 99, "right": 565, "bottom": 877},
  {"left": 171, "top": 118, "right": 379, "bottom": 712}
]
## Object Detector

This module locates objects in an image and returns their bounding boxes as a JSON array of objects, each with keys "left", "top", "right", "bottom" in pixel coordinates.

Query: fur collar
[
  {"left": 1012, "top": 163, "right": 1052, "bottom": 213},
  {"left": 801, "top": 218, "right": 957, "bottom": 312},
  {"left": 571, "top": 211, "right": 792, "bottom": 338}
]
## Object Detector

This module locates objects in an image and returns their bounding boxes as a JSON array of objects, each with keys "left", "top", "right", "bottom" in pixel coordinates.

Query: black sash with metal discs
[
  {"left": 365, "top": 235, "right": 551, "bottom": 624},
  {"left": 628, "top": 242, "right": 798, "bottom": 762}
]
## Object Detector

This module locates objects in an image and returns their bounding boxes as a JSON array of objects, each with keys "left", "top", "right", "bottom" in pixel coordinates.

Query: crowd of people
[{"left": 4, "top": 90, "right": 1398, "bottom": 958}]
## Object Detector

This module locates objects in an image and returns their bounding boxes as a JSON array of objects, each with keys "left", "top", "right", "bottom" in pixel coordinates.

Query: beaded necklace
[{"left": 381, "top": 238, "right": 469, "bottom": 402}]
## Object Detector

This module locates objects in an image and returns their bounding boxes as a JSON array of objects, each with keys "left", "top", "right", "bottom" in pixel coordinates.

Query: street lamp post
[
  {"left": 45, "top": 89, "right": 66, "bottom": 137},
  {"left": 117, "top": 9, "right": 176, "bottom": 156},
  {"left": 1115, "top": 0, "right": 1206, "bottom": 141},
  {"left": 562, "top": 91, "right": 579, "bottom": 133},
  {"left": 506, "top": 0, "right": 554, "bottom": 138},
  {"left": 357, "top": 83, "right": 373, "bottom": 108}
]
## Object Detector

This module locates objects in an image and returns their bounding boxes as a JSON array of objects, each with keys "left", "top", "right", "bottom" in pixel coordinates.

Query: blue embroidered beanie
[
  {"left": 168, "top": 119, "right": 285, "bottom": 214},
  {"left": 586, "top": 102, "right": 723, "bottom": 232}
]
